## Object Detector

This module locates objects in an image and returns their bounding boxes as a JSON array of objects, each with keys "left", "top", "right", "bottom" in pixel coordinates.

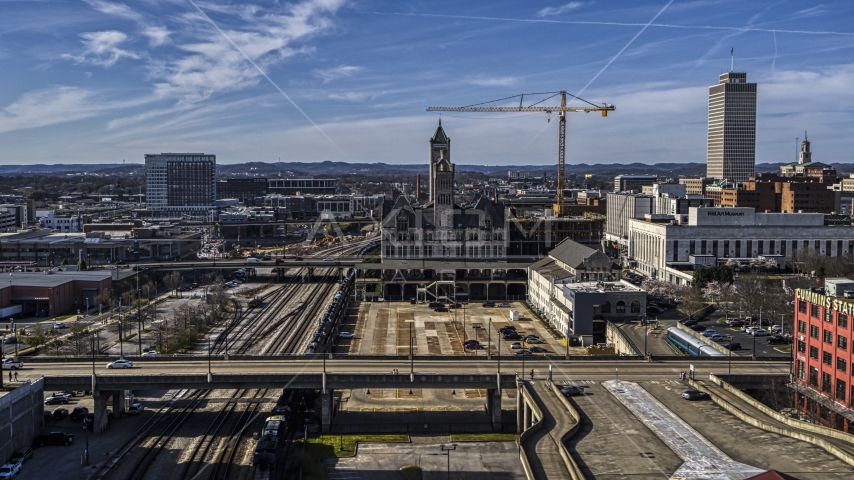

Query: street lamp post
[
  {"left": 440, "top": 444, "right": 457, "bottom": 480},
  {"left": 207, "top": 333, "right": 212, "bottom": 382},
  {"left": 488, "top": 317, "right": 492, "bottom": 360},
  {"left": 728, "top": 335, "right": 733, "bottom": 377}
]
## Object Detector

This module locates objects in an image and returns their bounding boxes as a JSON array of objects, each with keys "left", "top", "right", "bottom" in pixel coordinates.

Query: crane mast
[
  {"left": 427, "top": 91, "right": 614, "bottom": 217},
  {"left": 557, "top": 92, "right": 566, "bottom": 216}
]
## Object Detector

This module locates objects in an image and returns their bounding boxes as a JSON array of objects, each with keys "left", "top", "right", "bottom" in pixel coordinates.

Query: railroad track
[{"left": 100, "top": 243, "right": 370, "bottom": 480}]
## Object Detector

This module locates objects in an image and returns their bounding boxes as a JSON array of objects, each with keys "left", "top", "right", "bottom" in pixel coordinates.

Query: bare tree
[
  {"left": 733, "top": 274, "right": 764, "bottom": 318},
  {"left": 65, "top": 323, "right": 91, "bottom": 356},
  {"left": 678, "top": 287, "right": 707, "bottom": 319}
]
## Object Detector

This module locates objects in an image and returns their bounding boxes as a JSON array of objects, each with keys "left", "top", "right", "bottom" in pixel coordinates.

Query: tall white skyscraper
[{"left": 706, "top": 72, "right": 757, "bottom": 183}]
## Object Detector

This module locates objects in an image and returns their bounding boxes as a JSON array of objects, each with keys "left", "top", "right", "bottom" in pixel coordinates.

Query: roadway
[{"left": 19, "top": 359, "right": 791, "bottom": 382}]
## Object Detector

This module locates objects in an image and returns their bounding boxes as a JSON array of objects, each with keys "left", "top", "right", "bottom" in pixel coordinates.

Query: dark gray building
[
  {"left": 145, "top": 153, "right": 216, "bottom": 211},
  {"left": 267, "top": 178, "right": 336, "bottom": 195},
  {"left": 217, "top": 178, "right": 268, "bottom": 205},
  {"left": 614, "top": 175, "right": 656, "bottom": 192}
]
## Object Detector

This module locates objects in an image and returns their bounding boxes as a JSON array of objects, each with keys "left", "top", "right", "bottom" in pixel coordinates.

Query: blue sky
[{"left": 1, "top": 0, "right": 853, "bottom": 166}]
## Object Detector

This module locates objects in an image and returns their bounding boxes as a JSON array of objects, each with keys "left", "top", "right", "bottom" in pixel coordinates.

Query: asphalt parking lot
[
  {"left": 694, "top": 315, "right": 791, "bottom": 357},
  {"left": 643, "top": 382, "right": 853, "bottom": 477},
  {"left": 339, "top": 301, "right": 587, "bottom": 357}
]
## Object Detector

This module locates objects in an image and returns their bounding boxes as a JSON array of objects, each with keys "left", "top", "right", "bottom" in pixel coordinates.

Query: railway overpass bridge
[{"left": 28, "top": 358, "right": 790, "bottom": 433}]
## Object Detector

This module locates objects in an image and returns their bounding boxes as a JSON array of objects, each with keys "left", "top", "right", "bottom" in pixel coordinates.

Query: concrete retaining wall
[
  {"left": 709, "top": 374, "right": 854, "bottom": 445},
  {"left": 0, "top": 378, "right": 45, "bottom": 464},
  {"left": 689, "top": 376, "right": 854, "bottom": 468},
  {"left": 676, "top": 321, "right": 732, "bottom": 355},
  {"left": 548, "top": 381, "right": 586, "bottom": 480},
  {"left": 517, "top": 382, "right": 544, "bottom": 480},
  {"left": 606, "top": 321, "right": 642, "bottom": 356}
]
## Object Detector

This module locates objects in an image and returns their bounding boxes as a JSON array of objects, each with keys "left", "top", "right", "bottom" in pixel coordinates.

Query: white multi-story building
[
  {"left": 706, "top": 72, "right": 757, "bottom": 183},
  {"left": 630, "top": 206, "right": 854, "bottom": 284},
  {"left": 36, "top": 210, "right": 82, "bottom": 232},
  {"left": 528, "top": 240, "right": 644, "bottom": 344}
]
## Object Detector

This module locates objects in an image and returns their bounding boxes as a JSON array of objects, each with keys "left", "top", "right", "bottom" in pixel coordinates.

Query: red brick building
[
  {"left": 794, "top": 287, "right": 854, "bottom": 431},
  {"left": 0, "top": 271, "right": 112, "bottom": 318}
]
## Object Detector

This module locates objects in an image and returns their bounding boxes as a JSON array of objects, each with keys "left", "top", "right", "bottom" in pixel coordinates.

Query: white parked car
[
  {"left": 709, "top": 334, "right": 723, "bottom": 342},
  {"left": 751, "top": 329, "right": 769, "bottom": 336},
  {"left": 106, "top": 359, "right": 134, "bottom": 369},
  {"left": 0, "top": 462, "right": 20, "bottom": 479},
  {"left": 142, "top": 351, "right": 158, "bottom": 357},
  {"left": 339, "top": 332, "right": 355, "bottom": 339},
  {"left": 702, "top": 330, "right": 717, "bottom": 337}
]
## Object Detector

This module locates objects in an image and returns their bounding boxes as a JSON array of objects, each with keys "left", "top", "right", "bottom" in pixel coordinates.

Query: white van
[{"left": 246, "top": 257, "right": 262, "bottom": 264}]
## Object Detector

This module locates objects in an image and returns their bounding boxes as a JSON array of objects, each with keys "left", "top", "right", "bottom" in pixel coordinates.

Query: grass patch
[
  {"left": 450, "top": 433, "right": 516, "bottom": 442},
  {"left": 774, "top": 346, "right": 792, "bottom": 353},
  {"left": 53, "top": 313, "right": 76, "bottom": 321},
  {"left": 400, "top": 465, "right": 423, "bottom": 480},
  {"left": 300, "top": 434, "right": 409, "bottom": 479}
]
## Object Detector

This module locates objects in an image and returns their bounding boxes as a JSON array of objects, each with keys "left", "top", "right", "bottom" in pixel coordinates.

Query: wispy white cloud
[
  {"left": 466, "top": 76, "right": 517, "bottom": 87},
  {"left": 152, "top": 0, "right": 347, "bottom": 104},
  {"left": 328, "top": 92, "right": 373, "bottom": 102},
  {"left": 83, "top": 0, "right": 143, "bottom": 22},
  {"left": 0, "top": 87, "right": 97, "bottom": 134},
  {"left": 537, "top": 2, "right": 586, "bottom": 18},
  {"left": 61, "top": 30, "right": 140, "bottom": 66},
  {"left": 314, "top": 65, "right": 363, "bottom": 83},
  {"left": 794, "top": 5, "right": 828, "bottom": 18},
  {"left": 142, "top": 26, "right": 170, "bottom": 46}
]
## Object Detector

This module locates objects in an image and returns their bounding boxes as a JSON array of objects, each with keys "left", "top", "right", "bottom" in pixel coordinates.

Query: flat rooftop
[
  {"left": 1, "top": 271, "right": 112, "bottom": 288},
  {"left": 563, "top": 280, "right": 643, "bottom": 293}
]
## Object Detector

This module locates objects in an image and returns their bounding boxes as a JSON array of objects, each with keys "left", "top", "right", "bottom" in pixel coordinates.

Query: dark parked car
[
  {"left": 528, "top": 346, "right": 548, "bottom": 353},
  {"left": 499, "top": 326, "right": 516, "bottom": 334},
  {"left": 482, "top": 301, "right": 495, "bottom": 307},
  {"left": 70, "top": 406, "right": 89, "bottom": 421},
  {"left": 768, "top": 336, "right": 792, "bottom": 345},
  {"left": 560, "top": 385, "right": 587, "bottom": 396},
  {"left": 465, "top": 343, "right": 485, "bottom": 350},
  {"left": 727, "top": 320, "right": 745, "bottom": 327},
  {"left": 722, "top": 342, "right": 742, "bottom": 351},
  {"left": 503, "top": 333, "right": 521, "bottom": 340},
  {"left": 463, "top": 339, "right": 480, "bottom": 345},
  {"left": 681, "top": 319, "right": 698, "bottom": 326},
  {"left": 514, "top": 349, "right": 533, "bottom": 356},
  {"left": 434, "top": 306, "right": 448, "bottom": 312},
  {"left": 681, "top": 389, "right": 710, "bottom": 401},
  {"left": 10, "top": 448, "right": 33, "bottom": 465},
  {"left": 44, "top": 396, "right": 69, "bottom": 405},
  {"left": 32, "top": 432, "right": 75, "bottom": 447},
  {"left": 428, "top": 302, "right": 444, "bottom": 308},
  {"left": 689, "top": 324, "right": 707, "bottom": 332},
  {"left": 52, "top": 408, "right": 68, "bottom": 420}
]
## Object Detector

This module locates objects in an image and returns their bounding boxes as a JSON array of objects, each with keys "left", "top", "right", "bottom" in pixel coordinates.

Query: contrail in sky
[
  {"left": 367, "top": 11, "right": 854, "bottom": 37},
  {"left": 187, "top": 0, "right": 347, "bottom": 158},
  {"left": 772, "top": 30, "right": 778, "bottom": 74},
  {"left": 576, "top": 0, "right": 675, "bottom": 97}
]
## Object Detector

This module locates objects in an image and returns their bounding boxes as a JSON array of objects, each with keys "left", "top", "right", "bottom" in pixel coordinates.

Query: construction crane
[{"left": 427, "top": 91, "right": 615, "bottom": 216}]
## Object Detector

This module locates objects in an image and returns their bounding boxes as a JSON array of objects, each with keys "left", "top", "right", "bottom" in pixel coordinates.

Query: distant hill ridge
[{"left": 0, "top": 161, "right": 850, "bottom": 176}]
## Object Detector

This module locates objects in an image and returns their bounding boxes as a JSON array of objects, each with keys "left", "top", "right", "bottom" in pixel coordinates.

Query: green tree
[
  {"left": 816, "top": 266, "right": 827, "bottom": 278},
  {"left": 77, "top": 258, "right": 87, "bottom": 271},
  {"left": 692, "top": 266, "right": 710, "bottom": 290},
  {"left": 24, "top": 325, "right": 46, "bottom": 350}
]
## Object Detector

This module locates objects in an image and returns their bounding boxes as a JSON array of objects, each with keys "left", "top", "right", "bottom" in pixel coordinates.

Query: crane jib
[{"left": 426, "top": 94, "right": 614, "bottom": 218}]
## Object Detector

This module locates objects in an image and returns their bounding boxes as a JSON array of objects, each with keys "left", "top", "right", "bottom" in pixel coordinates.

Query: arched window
[
  {"left": 616, "top": 301, "right": 626, "bottom": 314},
  {"left": 631, "top": 301, "right": 640, "bottom": 313},
  {"left": 602, "top": 301, "right": 611, "bottom": 314}
]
